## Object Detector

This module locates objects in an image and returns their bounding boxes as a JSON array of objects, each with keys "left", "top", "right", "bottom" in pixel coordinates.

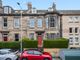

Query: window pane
[
  {"left": 46, "top": 18, "right": 49, "bottom": 28},
  {"left": 46, "top": 33, "right": 55, "bottom": 39},
  {"left": 69, "top": 37, "right": 73, "bottom": 42},
  {"left": 37, "top": 19, "right": 42, "bottom": 27},
  {"left": 14, "top": 18, "right": 20, "bottom": 28},
  {"left": 75, "top": 37, "right": 79, "bottom": 42},
  {"left": 29, "top": 19, "right": 35, "bottom": 28},
  {"left": 4, "top": 7, "right": 8, "bottom": 14},
  {"left": 15, "top": 34, "right": 19, "bottom": 41},
  {"left": 3, "top": 18, "right": 7, "bottom": 27},
  {"left": 34, "top": 51, "right": 42, "bottom": 55},
  {"left": 29, "top": 33, "right": 34, "bottom": 40},
  {"left": 75, "top": 27, "right": 78, "bottom": 33},
  {"left": 49, "top": 16, "right": 55, "bottom": 27},
  {"left": 27, "top": 51, "right": 33, "bottom": 54},
  {"left": 9, "top": 8, "right": 11, "bottom": 13},
  {"left": 69, "top": 28, "right": 72, "bottom": 33}
]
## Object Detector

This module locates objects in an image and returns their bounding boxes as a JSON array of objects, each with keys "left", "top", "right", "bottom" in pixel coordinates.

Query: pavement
[{"left": 44, "top": 48, "right": 60, "bottom": 57}]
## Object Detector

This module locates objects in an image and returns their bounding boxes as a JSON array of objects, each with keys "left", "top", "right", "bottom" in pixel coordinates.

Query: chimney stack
[{"left": 27, "top": 2, "right": 32, "bottom": 10}]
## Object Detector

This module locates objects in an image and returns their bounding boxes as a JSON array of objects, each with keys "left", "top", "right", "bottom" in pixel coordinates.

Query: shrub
[
  {"left": 0, "top": 41, "right": 20, "bottom": 49},
  {"left": 0, "top": 38, "right": 69, "bottom": 49},
  {"left": 22, "top": 40, "right": 37, "bottom": 48},
  {"left": 44, "top": 38, "right": 69, "bottom": 48}
]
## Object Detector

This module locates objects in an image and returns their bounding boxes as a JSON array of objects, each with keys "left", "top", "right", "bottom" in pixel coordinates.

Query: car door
[
  {"left": 27, "top": 50, "right": 34, "bottom": 60},
  {"left": 32, "top": 50, "right": 43, "bottom": 60}
]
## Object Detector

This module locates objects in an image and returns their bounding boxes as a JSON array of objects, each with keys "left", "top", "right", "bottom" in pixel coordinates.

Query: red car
[{"left": 20, "top": 49, "right": 52, "bottom": 60}]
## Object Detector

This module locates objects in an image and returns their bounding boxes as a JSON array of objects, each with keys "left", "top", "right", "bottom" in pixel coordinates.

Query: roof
[{"left": 59, "top": 10, "right": 80, "bottom": 15}]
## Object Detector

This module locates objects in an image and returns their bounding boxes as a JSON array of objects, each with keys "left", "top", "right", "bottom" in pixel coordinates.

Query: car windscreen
[
  {"left": 27, "top": 50, "right": 34, "bottom": 54},
  {"left": 33, "top": 51, "right": 42, "bottom": 55}
]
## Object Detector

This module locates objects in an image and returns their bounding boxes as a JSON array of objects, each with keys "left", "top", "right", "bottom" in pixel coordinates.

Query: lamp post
[{"left": 17, "top": 2, "right": 23, "bottom": 53}]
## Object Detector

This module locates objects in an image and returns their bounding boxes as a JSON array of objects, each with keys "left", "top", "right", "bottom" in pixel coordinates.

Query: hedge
[
  {"left": 22, "top": 40, "right": 37, "bottom": 48},
  {"left": 0, "top": 38, "right": 69, "bottom": 49},
  {"left": 44, "top": 38, "right": 69, "bottom": 48},
  {"left": 0, "top": 41, "right": 20, "bottom": 49}
]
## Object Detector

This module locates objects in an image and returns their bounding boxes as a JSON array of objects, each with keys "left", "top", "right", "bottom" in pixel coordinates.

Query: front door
[
  {"left": 3, "top": 34, "right": 8, "bottom": 41},
  {"left": 3, "top": 36, "right": 8, "bottom": 41}
]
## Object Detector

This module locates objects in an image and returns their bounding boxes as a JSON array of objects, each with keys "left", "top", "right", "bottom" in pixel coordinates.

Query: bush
[
  {"left": 0, "top": 41, "right": 20, "bottom": 49},
  {"left": 0, "top": 38, "right": 69, "bottom": 49},
  {"left": 44, "top": 38, "right": 69, "bottom": 48},
  {"left": 22, "top": 40, "right": 37, "bottom": 48}
]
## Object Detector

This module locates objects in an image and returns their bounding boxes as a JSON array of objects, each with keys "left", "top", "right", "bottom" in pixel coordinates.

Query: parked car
[
  {"left": 0, "top": 49, "right": 18, "bottom": 60},
  {"left": 20, "top": 49, "right": 52, "bottom": 60}
]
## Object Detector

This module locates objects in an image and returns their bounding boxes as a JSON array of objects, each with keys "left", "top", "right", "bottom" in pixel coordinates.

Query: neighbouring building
[{"left": 0, "top": 0, "right": 80, "bottom": 48}]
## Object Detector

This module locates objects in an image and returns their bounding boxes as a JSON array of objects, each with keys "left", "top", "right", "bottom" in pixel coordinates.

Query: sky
[{"left": 2, "top": 0, "right": 80, "bottom": 10}]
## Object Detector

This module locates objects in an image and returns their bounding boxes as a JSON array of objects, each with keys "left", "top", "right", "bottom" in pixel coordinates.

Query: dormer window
[
  {"left": 48, "top": 7, "right": 53, "bottom": 12},
  {"left": 4, "top": 7, "right": 8, "bottom": 14},
  {"left": 3, "top": 6, "right": 13, "bottom": 14},
  {"left": 32, "top": 8, "right": 37, "bottom": 13}
]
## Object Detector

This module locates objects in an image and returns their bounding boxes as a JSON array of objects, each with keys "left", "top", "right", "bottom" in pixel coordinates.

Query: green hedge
[
  {"left": 44, "top": 38, "right": 69, "bottom": 48},
  {"left": 0, "top": 41, "right": 20, "bottom": 49},
  {"left": 22, "top": 40, "right": 37, "bottom": 48},
  {"left": 0, "top": 38, "right": 69, "bottom": 49}
]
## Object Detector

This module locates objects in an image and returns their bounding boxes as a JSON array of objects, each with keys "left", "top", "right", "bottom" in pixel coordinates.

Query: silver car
[{"left": 0, "top": 49, "right": 18, "bottom": 60}]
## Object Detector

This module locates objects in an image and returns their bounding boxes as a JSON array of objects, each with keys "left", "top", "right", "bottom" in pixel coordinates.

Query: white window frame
[
  {"left": 37, "top": 19, "right": 42, "bottom": 28},
  {"left": 3, "top": 18, "right": 8, "bottom": 28},
  {"left": 29, "top": 19, "right": 35, "bottom": 28},
  {"left": 69, "top": 16, "right": 73, "bottom": 22},
  {"left": 46, "top": 18, "right": 49, "bottom": 28},
  {"left": 14, "top": 18, "right": 20, "bottom": 28},
  {"left": 75, "top": 37, "right": 79, "bottom": 42},
  {"left": 9, "top": 8, "right": 11, "bottom": 13},
  {"left": 74, "top": 16, "right": 79, "bottom": 22},
  {"left": 4, "top": 7, "right": 8, "bottom": 14},
  {"left": 32, "top": 8, "right": 37, "bottom": 13}
]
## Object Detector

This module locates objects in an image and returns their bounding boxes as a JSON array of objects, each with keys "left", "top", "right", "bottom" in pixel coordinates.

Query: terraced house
[{"left": 0, "top": 0, "right": 80, "bottom": 48}]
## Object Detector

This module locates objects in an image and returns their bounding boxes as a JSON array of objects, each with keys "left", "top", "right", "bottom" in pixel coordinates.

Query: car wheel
[
  {"left": 6, "top": 58, "right": 12, "bottom": 60},
  {"left": 22, "top": 58, "right": 28, "bottom": 60},
  {"left": 44, "top": 58, "right": 49, "bottom": 60}
]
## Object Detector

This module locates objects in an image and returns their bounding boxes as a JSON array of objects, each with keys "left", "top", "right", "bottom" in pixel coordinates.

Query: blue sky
[{"left": 2, "top": 0, "right": 80, "bottom": 10}]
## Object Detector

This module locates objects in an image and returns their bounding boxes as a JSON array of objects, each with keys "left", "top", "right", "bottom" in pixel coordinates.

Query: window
[
  {"left": 74, "top": 16, "right": 79, "bottom": 22},
  {"left": 69, "top": 16, "right": 79, "bottom": 23},
  {"left": 75, "top": 37, "right": 79, "bottom": 42},
  {"left": 46, "top": 18, "right": 49, "bottom": 28},
  {"left": 69, "top": 16, "right": 73, "bottom": 22},
  {"left": 15, "top": 34, "right": 19, "bottom": 41},
  {"left": 14, "top": 18, "right": 20, "bottom": 28},
  {"left": 34, "top": 51, "right": 42, "bottom": 55},
  {"left": 69, "top": 37, "right": 73, "bottom": 42},
  {"left": 46, "top": 33, "right": 55, "bottom": 39},
  {"left": 4, "top": 7, "right": 12, "bottom": 14},
  {"left": 69, "top": 28, "right": 72, "bottom": 33},
  {"left": 29, "top": 33, "right": 34, "bottom": 40},
  {"left": 48, "top": 7, "right": 53, "bottom": 11},
  {"left": 29, "top": 19, "right": 35, "bottom": 28},
  {"left": 37, "top": 19, "right": 42, "bottom": 28},
  {"left": 49, "top": 16, "right": 55, "bottom": 27},
  {"left": 4, "top": 7, "right": 8, "bottom": 14},
  {"left": 32, "top": 8, "right": 37, "bottom": 13},
  {"left": 75, "top": 27, "right": 78, "bottom": 33},
  {"left": 9, "top": 8, "right": 12, "bottom": 13},
  {"left": 27, "top": 50, "right": 33, "bottom": 54},
  {"left": 3, "top": 18, "right": 7, "bottom": 27}
]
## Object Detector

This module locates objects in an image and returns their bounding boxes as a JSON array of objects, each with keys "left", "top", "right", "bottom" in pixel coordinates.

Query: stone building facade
[{"left": 0, "top": 0, "right": 80, "bottom": 48}]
